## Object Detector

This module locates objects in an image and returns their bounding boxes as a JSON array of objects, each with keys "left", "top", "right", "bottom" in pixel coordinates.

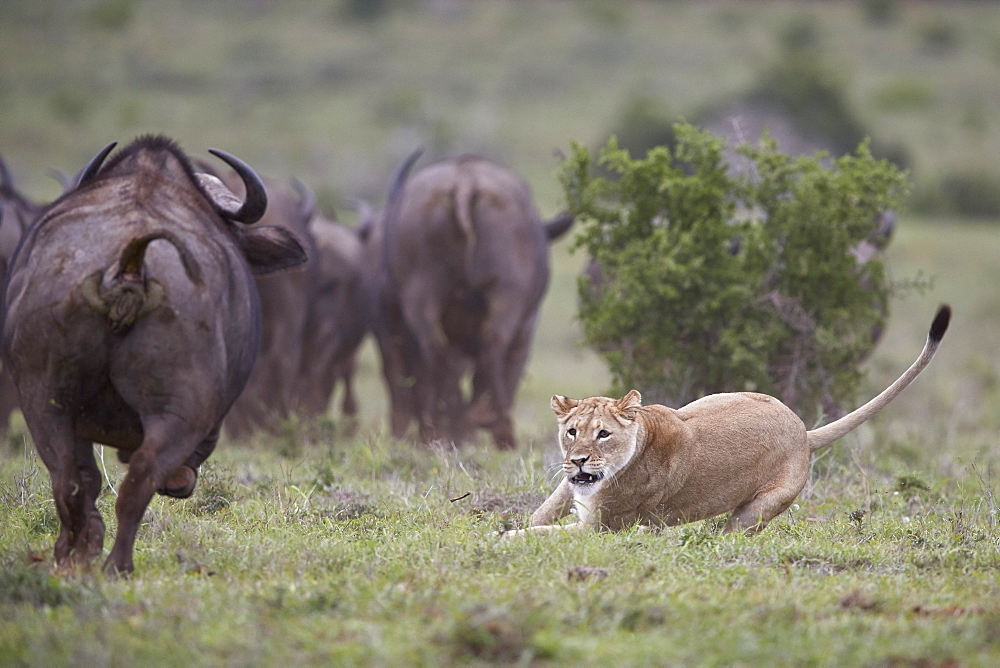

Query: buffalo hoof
[
  {"left": 158, "top": 465, "right": 197, "bottom": 498},
  {"left": 465, "top": 400, "right": 500, "bottom": 428},
  {"left": 102, "top": 557, "right": 133, "bottom": 579},
  {"left": 491, "top": 420, "right": 517, "bottom": 450}
]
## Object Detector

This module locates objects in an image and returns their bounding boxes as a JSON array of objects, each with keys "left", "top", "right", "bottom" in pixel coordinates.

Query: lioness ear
[
  {"left": 551, "top": 395, "right": 579, "bottom": 417},
  {"left": 617, "top": 389, "right": 642, "bottom": 420}
]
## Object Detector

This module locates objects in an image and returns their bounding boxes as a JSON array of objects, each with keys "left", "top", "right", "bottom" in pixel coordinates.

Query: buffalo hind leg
[
  {"left": 73, "top": 440, "right": 107, "bottom": 562},
  {"left": 158, "top": 426, "right": 220, "bottom": 499},
  {"left": 466, "top": 350, "right": 513, "bottom": 449},
  {"left": 493, "top": 329, "right": 534, "bottom": 450},
  {"left": 471, "top": 333, "right": 530, "bottom": 450},
  {"left": 21, "top": 408, "right": 105, "bottom": 569},
  {"left": 104, "top": 416, "right": 202, "bottom": 576},
  {"left": 338, "top": 355, "right": 359, "bottom": 419},
  {"left": 377, "top": 332, "right": 416, "bottom": 439}
]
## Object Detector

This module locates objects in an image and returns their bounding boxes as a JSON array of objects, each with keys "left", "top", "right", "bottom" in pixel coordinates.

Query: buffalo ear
[
  {"left": 544, "top": 212, "right": 574, "bottom": 241},
  {"left": 351, "top": 199, "right": 376, "bottom": 242},
  {"left": 551, "top": 395, "right": 579, "bottom": 417},
  {"left": 240, "top": 225, "right": 309, "bottom": 275},
  {"left": 616, "top": 390, "right": 642, "bottom": 420}
]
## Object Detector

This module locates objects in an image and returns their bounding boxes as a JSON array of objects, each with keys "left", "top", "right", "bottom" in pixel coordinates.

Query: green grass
[
  {"left": 2, "top": 2, "right": 1000, "bottom": 665},
  {"left": 1, "top": 417, "right": 997, "bottom": 665}
]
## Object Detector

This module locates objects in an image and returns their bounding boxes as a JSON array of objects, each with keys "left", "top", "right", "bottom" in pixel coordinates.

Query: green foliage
[{"left": 561, "top": 123, "right": 909, "bottom": 421}]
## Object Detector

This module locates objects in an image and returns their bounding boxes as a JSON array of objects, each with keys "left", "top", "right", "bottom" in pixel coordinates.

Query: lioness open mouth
[{"left": 569, "top": 472, "right": 603, "bottom": 485}]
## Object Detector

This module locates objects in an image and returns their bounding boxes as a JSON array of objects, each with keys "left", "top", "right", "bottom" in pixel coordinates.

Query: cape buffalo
[
  {"left": 295, "top": 189, "right": 367, "bottom": 425},
  {"left": 0, "top": 154, "right": 43, "bottom": 433},
  {"left": 365, "top": 153, "right": 573, "bottom": 449},
  {"left": 219, "top": 174, "right": 319, "bottom": 439},
  {"left": 1, "top": 136, "right": 307, "bottom": 575}
]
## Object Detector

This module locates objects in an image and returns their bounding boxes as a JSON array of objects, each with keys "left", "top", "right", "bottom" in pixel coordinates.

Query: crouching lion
[{"left": 515, "top": 305, "right": 950, "bottom": 536}]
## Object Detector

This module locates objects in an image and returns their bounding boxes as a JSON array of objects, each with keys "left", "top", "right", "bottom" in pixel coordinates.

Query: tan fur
[{"left": 517, "top": 306, "right": 950, "bottom": 536}]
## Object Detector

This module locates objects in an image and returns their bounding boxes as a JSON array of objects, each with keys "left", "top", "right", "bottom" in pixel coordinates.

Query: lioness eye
[
  {"left": 567, "top": 428, "right": 577, "bottom": 437},
  {"left": 598, "top": 429, "right": 610, "bottom": 439}
]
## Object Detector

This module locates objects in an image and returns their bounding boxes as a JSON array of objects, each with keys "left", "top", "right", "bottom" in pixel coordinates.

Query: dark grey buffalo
[
  {"left": 219, "top": 174, "right": 319, "bottom": 439},
  {"left": 365, "top": 153, "right": 572, "bottom": 449},
  {"left": 296, "top": 194, "right": 367, "bottom": 424},
  {"left": 0, "top": 154, "right": 44, "bottom": 431},
  {"left": 0, "top": 154, "right": 42, "bottom": 277},
  {"left": 1, "top": 136, "right": 307, "bottom": 575}
]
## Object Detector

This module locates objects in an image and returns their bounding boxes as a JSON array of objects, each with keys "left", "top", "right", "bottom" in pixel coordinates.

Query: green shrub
[{"left": 560, "top": 123, "right": 909, "bottom": 424}]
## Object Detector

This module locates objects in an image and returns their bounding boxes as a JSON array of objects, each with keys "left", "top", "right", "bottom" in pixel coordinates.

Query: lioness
[{"left": 518, "top": 305, "right": 950, "bottom": 536}]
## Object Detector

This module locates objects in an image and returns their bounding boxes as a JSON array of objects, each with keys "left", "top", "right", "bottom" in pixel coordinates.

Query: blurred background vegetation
[
  {"left": 3, "top": 0, "right": 1000, "bottom": 217},
  {"left": 1, "top": 0, "right": 999, "bottom": 449}
]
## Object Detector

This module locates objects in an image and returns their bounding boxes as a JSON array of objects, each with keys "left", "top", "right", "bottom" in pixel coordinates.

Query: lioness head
[{"left": 550, "top": 389, "right": 643, "bottom": 495}]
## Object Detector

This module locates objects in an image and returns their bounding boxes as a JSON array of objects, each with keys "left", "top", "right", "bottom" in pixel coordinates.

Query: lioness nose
[{"left": 570, "top": 456, "right": 589, "bottom": 467}]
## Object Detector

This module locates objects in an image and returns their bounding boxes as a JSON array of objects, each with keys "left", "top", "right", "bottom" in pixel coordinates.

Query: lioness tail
[{"left": 806, "top": 305, "right": 950, "bottom": 452}]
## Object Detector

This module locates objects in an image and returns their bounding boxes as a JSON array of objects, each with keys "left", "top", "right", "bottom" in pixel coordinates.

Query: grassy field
[{"left": 1, "top": 2, "right": 999, "bottom": 666}]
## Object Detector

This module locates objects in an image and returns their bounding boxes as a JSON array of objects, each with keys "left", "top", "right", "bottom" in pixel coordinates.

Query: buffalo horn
[
  {"left": 207, "top": 148, "right": 267, "bottom": 224},
  {"left": 386, "top": 148, "right": 423, "bottom": 211},
  {"left": 75, "top": 142, "right": 118, "bottom": 188},
  {"left": 292, "top": 178, "right": 317, "bottom": 223},
  {"left": 47, "top": 168, "right": 73, "bottom": 193},
  {"left": 0, "top": 154, "right": 13, "bottom": 189},
  {"left": 350, "top": 198, "right": 375, "bottom": 240}
]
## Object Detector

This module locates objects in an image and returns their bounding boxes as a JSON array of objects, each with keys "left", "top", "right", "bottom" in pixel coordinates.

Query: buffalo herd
[
  {"left": 0, "top": 135, "right": 900, "bottom": 574},
  {"left": 0, "top": 137, "right": 571, "bottom": 573}
]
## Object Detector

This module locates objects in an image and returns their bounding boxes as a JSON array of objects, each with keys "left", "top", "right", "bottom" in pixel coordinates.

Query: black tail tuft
[{"left": 929, "top": 304, "right": 951, "bottom": 343}]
